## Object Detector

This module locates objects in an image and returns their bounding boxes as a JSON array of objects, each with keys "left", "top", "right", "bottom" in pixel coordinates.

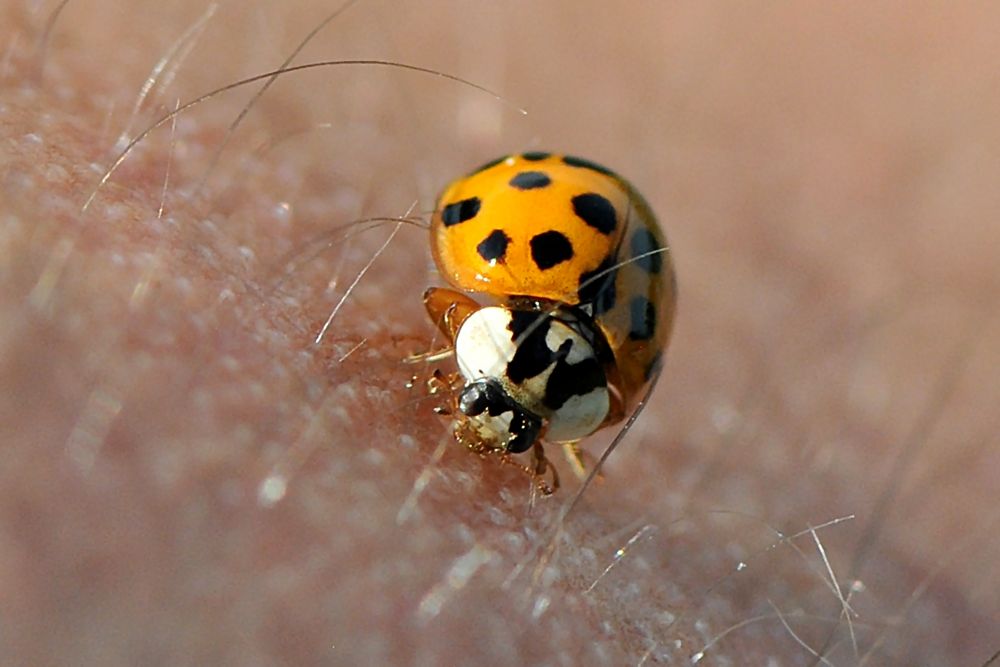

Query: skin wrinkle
[{"left": 1, "top": 1, "right": 999, "bottom": 665}]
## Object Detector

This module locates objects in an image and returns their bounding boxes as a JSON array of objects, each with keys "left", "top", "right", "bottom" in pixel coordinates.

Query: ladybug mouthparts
[{"left": 457, "top": 378, "right": 542, "bottom": 454}]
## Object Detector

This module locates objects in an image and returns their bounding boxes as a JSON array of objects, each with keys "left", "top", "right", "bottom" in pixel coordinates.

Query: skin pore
[{"left": 2, "top": 1, "right": 999, "bottom": 664}]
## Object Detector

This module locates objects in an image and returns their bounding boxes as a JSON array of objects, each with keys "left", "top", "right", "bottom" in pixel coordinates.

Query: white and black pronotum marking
[{"left": 454, "top": 304, "right": 610, "bottom": 453}]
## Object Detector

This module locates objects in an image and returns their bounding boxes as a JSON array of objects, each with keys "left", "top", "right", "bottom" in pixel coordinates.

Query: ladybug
[{"left": 421, "top": 152, "right": 676, "bottom": 491}]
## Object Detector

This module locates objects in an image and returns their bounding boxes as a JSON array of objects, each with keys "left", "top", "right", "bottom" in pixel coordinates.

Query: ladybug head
[{"left": 457, "top": 378, "right": 542, "bottom": 454}]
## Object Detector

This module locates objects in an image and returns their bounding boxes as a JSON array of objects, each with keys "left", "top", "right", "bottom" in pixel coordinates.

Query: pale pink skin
[{"left": 1, "top": 2, "right": 999, "bottom": 664}]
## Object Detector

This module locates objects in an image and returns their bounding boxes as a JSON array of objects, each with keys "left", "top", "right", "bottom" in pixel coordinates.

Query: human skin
[{"left": 2, "top": 1, "right": 999, "bottom": 665}]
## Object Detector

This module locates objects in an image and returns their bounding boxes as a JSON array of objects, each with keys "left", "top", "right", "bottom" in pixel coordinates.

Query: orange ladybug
[{"left": 423, "top": 152, "right": 676, "bottom": 490}]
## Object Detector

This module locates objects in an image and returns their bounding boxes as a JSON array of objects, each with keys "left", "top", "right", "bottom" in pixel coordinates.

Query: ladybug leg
[
  {"left": 429, "top": 368, "right": 463, "bottom": 391},
  {"left": 454, "top": 417, "right": 505, "bottom": 456},
  {"left": 404, "top": 286, "right": 479, "bottom": 364},
  {"left": 561, "top": 441, "right": 588, "bottom": 481},
  {"left": 422, "top": 287, "right": 480, "bottom": 342},
  {"left": 403, "top": 347, "right": 454, "bottom": 364},
  {"left": 453, "top": 420, "right": 557, "bottom": 495},
  {"left": 497, "top": 451, "right": 555, "bottom": 497},
  {"left": 561, "top": 441, "right": 604, "bottom": 484},
  {"left": 407, "top": 368, "right": 463, "bottom": 416},
  {"left": 404, "top": 287, "right": 480, "bottom": 407},
  {"left": 530, "top": 441, "right": 559, "bottom": 495}
]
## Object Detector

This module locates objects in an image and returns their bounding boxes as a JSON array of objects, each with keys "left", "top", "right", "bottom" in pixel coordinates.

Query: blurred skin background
[{"left": 1, "top": 1, "right": 998, "bottom": 664}]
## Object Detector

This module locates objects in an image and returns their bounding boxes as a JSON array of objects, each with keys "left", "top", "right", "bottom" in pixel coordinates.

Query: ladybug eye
[
  {"left": 457, "top": 379, "right": 542, "bottom": 454},
  {"left": 458, "top": 381, "right": 492, "bottom": 417},
  {"left": 506, "top": 410, "right": 542, "bottom": 454}
]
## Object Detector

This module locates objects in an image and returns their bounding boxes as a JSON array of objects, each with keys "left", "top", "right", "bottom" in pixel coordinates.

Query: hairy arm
[{"left": 1, "top": 1, "right": 998, "bottom": 664}]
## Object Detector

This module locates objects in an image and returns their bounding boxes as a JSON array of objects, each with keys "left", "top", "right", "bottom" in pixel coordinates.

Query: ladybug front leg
[
  {"left": 426, "top": 369, "right": 464, "bottom": 414},
  {"left": 492, "top": 443, "right": 559, "bottom": 496},
  {"left": 422, "top": 287, "right": 481, "bottom": 343},
  {"left": 404, "top": 288, "right": 478, "bottom": 364},
  {"left": 404, "top": 287, "right": 480, "bottom": 386},
  {"left": 531, "top": 441, "right": 560, "bottom": 495}
]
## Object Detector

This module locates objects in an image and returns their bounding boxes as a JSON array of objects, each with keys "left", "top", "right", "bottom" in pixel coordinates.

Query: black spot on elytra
[
  {"left": 521, "top": 151, "right": 551, "bottom": 161},
  {"left": 509, "top": 171, "right": 552, "bottom": 190},
  {"left": 628, "top": 296, "right": 656, "bottom": 341},
  {"left": 441, "top": 197, "right": 481, "bottom": 227},
  {"left": 476, "top": 229, "right": 510, "bottom": 263},
  {"left": 530, "top": 231, "right": 574, "bottom": 270},
  {"left": 563, "top": 154, "right": 615, "bottom": 177},
  {"left": 572, "top": 193, "right": 617, "bottom": 235},
  {"left": 578, "top": 257, "right": 617, "bottom": 316},
  {"left": 470, "top": 155, "right": 507, "bottom": 174},
  {"left": 630, "top": 228, "right": 662, "bottom": 273}
]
